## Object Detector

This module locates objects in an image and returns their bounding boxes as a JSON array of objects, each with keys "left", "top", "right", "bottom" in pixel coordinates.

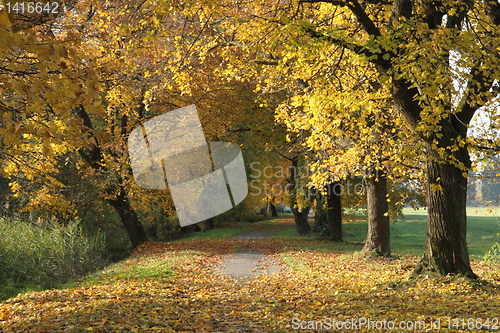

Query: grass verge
[{"left": 0, "top": 217, "right": 108, "bottom": 301}]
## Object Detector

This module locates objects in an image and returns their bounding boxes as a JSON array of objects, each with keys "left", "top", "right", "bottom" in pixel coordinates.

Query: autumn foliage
[
  {"left": 1, "top": 226, "right": 499, "bottom": 332},
  {"left": 2, "top": 0, "right": 500, "bottom": 330}
]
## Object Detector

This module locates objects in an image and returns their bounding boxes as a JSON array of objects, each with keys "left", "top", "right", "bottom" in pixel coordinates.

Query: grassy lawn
[
  {"left": 63, "top": 250, "right": 179, "bottom": 288},
  {"left": 2, "top": 217, "right": 499, "bottom": 332},
  {"left": 272, "top": 207, "right": 500, "bottom": 260},
  {"left": 176, "top": 216, "right": 292, "bottom": 241},
  {"left": 1, "top": 208, "right": 500, "bottom": 332},
  {"left": 178, "top": 228, "right": 244, "bottom": 240}
]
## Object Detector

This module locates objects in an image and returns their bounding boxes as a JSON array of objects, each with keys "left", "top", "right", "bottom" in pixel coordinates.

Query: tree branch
[
  {"left": 345, "top": 0, "right": 382, "bottom": 37},
  {"left": 254, "top": 60, "right": 279, "bottom": 65},
  {"left": 278, "top": 152, "right": 294, "bottom": 161},
  {"left": 76, "top": 104, "right": 103, "bottom": 170},
  {"left": 300, "top": 24, "right": 390, "bottom": 69},
  {"left": 299, "top": 0, "right": 381, "bottom": 37},
  {"left": 471, "top": 138, "right": 500, "bottom": 152},
  {"left": 445, "top": 1, "right": 472, "bottom": 29},
  {"left": 474, "top": 145, "right": 500, "bottom": 152},
  {"left": 454, "top": 61, "right": 495, "bottom": 130},
  {"left": 485, "top": 0, "right": 500, "bottom": 26}
]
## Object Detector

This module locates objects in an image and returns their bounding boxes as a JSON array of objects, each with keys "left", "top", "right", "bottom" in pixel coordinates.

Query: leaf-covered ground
[{"left": 1, "top": 223, "right": 500, "bottom": 332}]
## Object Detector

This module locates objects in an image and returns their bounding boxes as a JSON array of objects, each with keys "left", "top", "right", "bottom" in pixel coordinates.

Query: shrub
[
  {"left": 0, "top": 217, "right": 109, "bottom": 297},
  {"left": 483, "top": 242, "right": 500, "bottom": 266}
]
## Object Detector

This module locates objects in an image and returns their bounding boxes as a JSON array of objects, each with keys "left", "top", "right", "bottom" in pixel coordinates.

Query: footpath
[{"left": 215, "top": 230, "right": 285, "bottom": 280}]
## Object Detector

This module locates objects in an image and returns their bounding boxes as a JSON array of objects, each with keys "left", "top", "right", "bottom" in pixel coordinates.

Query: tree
[
  {"left": 325, "top": 180, "right": 342, "bottom": 241},
  {"left": 191, "top": 0, "right": 500, "bottom": 277},
  {"left": 269, "top": 42, "right": 422, "bottom": 254},
  {"left": 0, "top": 0, "right": 165, "bottom": 247},
  {"left": 363, "top": 169, "right": 390, "bottom": 255},
  {"left": 163, "top": 0, "right": 423, "bottom": 247},
  {"left": 2, "top": 0, "right": 248, "bottom": 245},
  {"left": 299, "top": 0, "right": 500, "bottom": 277},
  {"left": 2, "top": 0, "right": 284, "bottom": 246},
  {"left": 480, "top": 155, "right": 500, "bottom": 205},
  {"left": 288, "top": 156, "right": 314, "bottom": 235}
]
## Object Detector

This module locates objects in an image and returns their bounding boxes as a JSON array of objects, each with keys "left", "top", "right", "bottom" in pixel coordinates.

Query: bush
[
  {"left": 483, "top": 242, "right": 500, "bottom": 266},
  {"left": 0, "top": 217, "right": 109, "bottom": 298}
]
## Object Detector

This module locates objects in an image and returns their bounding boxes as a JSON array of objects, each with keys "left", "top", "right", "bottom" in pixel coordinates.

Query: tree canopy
[{"left": 2, "top": 0, "right": 500, "bottom": 278}]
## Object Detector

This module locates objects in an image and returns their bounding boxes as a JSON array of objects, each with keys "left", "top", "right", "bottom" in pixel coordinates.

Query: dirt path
[{"left": 215, "top": 230, "right": 285, "bottom": 281}]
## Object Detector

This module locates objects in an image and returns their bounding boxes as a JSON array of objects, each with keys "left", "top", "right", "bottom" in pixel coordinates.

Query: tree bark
[
  {"left": 77, "top": 104, "right": 148, "bottom": 249},
  {"left": 313, "top": 193, "right": 326, "bottom": 231},
  {"left": 289, "top": 156, "right": 312, "bottom": 235},
  {"left": 362, "top": 171, "right": 390, "bottom": 256},
  {"left": 270, "top": 202, "right": 278, "bottom": 217},
  {"left": 313, "top": 209, "right": 326, "bottom": 231},
  {"left": 260, "top": 206, "right": 267, "bottom": 216},
  {"left": 326, "top": 181, "right": 342, "bottom": 241},
  {"left": 413, "top": 143, "right": 477, "bottom": 278},
  {"left": 202, "top": 218, "right": 214, "bottom": 232},
  {"left": 388, "top": 3, "right": 477, "bottom": 277},
  {"left": 106, "top": 185, "right": 148, "bottom": 248},
  {"left": 292, "top": 206, "right": 312, "bottom": 235},
  {"left": 392, "top": 74, "right": 477, "bottom": 276}
]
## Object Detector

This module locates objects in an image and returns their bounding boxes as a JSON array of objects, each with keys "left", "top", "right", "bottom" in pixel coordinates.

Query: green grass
[
  {"left": 63, "top": 251, "right": 190, "bottom": 288},
  {"left": 395, "top": 207, "right": 500, "bottom": 259},
  {"left": 178, "top": 228, "right": 244, "bottom": 240},
  {"left": 177, "top": 217, "right": 285, "bottom": 241},
  {"left": 0, "top": 217, "right": 109, "bottom": 301},
  {"left": 3, "top": 206, "right": 498, "bottom": 303},
  {"left": 464, "top": 207, "right": 499, "bottom": 260},
  {"left": 271, "top": 207, "right": 500, "bottom": 260},
  {"left": 280, "top": 253, "right": 309, "bottom": 272}
]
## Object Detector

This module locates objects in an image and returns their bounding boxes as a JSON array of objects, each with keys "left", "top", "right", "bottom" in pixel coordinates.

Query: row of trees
[
  {"left": 1, "top": 0, "right": 272, "bottom": 245},
  {"left": 468, "top": 155, "right": 500, "bottom": 205},
  {"left": 1, "top": 0, "right": 500, "bottom": 278}
]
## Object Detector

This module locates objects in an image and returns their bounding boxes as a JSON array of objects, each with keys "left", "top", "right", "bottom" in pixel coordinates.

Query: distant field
[
  {"left": 271, "top": 207, "right": 500, "bottom": 260},
  {"left": 170, "top": 207, "right": 500, "bottom": 260},
  {"left": 396, "top": 207, "right": 500, "bottom": 260},
  {"left": 403, "top": 206, "right": 500, "bottom": 217}
]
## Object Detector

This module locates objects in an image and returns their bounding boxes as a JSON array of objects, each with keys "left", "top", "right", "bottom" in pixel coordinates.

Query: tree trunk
[
  {"left": 260, "top": 206, "right": 267, "bottom": 216},
  {"left": 313, "top": 193, "right": 326, "bottom": 231},
  {"left": 76, "top": 105, "right": 148, "bottom": 249},
  {"left": 326, "top": 181, "right": 343, "bottom": 241},
  {"left": 392, "top": 75, "right": 477, "bottom": 277},
  {"left": 292, "top": 206, "right": 312, "bottom": 235},
  {"left": 106, "top": 185, "right": 148, "bottom": 248},
  {"left": 362, "top": 171, "right": 390, "bottom": 256},
  {"left": 202, "top": 218, "right": 214, "bottom": 232},
  {"left": 270, "top": 202, "right": 278, "bottom": 217},
  {"left": 288, "top": 156, "right": 312, "bottom": 235},
  {"left": 413, "top": 144, "right": 477, "bottom": 278},
  {"left": 313, "top": 210, "right": 326, "bottom": 231},
  {"left": 180, "top": 224, "right": 202, "bottom": 233}
]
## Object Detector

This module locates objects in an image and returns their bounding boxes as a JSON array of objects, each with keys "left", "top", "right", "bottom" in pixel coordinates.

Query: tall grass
[{"left": 0, "top": 217, "right": 109, "bottom": 300}]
